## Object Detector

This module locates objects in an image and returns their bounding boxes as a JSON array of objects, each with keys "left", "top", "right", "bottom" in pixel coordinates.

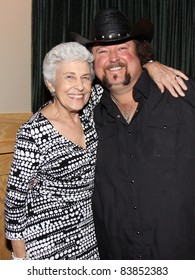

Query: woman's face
[{"left": 50, "top": 61, "right": 92, "bottom": 113}]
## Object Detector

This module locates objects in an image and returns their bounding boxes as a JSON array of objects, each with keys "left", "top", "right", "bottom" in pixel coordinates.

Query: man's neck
[{"left": 110, "top": 90, "right": 138, "bottom": 123}]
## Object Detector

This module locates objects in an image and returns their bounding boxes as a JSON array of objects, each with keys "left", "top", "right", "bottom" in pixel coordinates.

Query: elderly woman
[{"left": 5, "top": 42, "right": 103, "bottom": 260}]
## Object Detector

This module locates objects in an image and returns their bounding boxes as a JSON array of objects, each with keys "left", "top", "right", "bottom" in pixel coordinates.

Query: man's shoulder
[{"left": 184, "top": 76, "right": 195, "bottom": 89}]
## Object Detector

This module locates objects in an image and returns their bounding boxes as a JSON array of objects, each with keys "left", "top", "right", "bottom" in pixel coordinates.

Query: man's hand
[{"left": 144, "top": 61, "right": 188, "bottom": 97}]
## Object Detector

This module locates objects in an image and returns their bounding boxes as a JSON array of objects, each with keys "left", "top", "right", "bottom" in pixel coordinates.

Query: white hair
[{"left": 43, "top": 42, "right": 94, "bottom": 84}]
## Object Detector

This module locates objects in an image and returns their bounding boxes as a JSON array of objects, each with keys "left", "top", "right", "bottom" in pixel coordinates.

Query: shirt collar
[{"left": 133, "top": 69, "right": 152, "bottom": 101}]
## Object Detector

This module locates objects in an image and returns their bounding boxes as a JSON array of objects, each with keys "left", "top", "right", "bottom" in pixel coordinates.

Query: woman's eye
[
  {"left": 83, "top": 76, "right": 90, "bottom": 80},
  {"left": 66, "top": 75, "right": 74, "bottom": 79}
]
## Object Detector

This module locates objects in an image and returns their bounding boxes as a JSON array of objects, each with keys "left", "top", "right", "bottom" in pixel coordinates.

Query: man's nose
[{"left": 108, "top": 50, "right": 119, "bottom": 62}]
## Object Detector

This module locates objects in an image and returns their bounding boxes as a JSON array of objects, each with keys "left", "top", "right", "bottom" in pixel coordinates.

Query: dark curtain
[{"left": 32, "top": 0, "right": 195, "bottom": 112}]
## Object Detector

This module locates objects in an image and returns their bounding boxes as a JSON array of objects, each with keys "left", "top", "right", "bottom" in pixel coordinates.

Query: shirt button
[
  {"left": 129, "top": 154, "right": 134, "bottom": 158},
  {"left": 136, "top": 231, "right": 140, "bottom": 235},
  {"left": 117, "top": 115, "right": 121, "bottom": 118},
  {"left": 133, "top": 206, "right": 137, "bottom": 210},
  {"left": 128, "top": 132, "right": 132, "bottom": 136},
  {"left": 139, "top": 255, "right": 143, "bottom": 259},
  {"left": 131, "top": 180, "right": 135, "bottom": 183},
  {"left": 163, "top": 125, "right": 167, "bottom": 129}
]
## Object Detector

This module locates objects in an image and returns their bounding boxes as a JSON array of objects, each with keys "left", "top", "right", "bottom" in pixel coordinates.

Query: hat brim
[
  {"left": 70, "top": 32, "right": 92, "bottom": 47},
  {"left": 131, "top": 18, "right": 154, "bottom": 43},
  {"left": 70, "top": 19, "right": 153, "bottom": 48},
  {"left": 70, "top": 32, "right": 135, "bottom": 47}
]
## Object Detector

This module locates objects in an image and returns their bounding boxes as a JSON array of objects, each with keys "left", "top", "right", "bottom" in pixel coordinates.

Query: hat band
[{"left": 94, "top": 32, "right": 130, "bottom": 41}]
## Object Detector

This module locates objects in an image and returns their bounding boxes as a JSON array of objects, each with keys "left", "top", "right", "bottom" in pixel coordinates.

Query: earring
[{"left": 50, "top": 88, "right": 55, "bottom": 97}]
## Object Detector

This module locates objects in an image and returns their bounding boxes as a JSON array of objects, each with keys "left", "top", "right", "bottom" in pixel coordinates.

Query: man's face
[{"left": 92, "top": 41, "right": 142, "bottom": 90}]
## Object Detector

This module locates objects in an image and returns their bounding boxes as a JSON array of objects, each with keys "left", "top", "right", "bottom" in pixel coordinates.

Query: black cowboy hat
[{"left": 70, "top": 8, "right": 154, "bottom": 48}]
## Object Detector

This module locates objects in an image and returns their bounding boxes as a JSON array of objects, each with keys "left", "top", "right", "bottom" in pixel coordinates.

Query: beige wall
[
  {"left": 0, "top": 0, "right": 31, "bottom": 113},
  {"left": 0, "top": 0, "right": 32, "bottom": 260}
]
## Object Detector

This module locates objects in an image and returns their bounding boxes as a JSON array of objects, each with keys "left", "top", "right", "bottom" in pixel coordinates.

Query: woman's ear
[{"left": 45, "top": 79, "right": 55, "bottom": 94}]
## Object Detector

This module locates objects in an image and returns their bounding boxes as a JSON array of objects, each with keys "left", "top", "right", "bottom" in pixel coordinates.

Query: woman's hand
[
  {"left": 11, "top": 240, "right": 27, "bottom": 259},
  {"left": 144, "top": 61, "right": 189, "bottom": 97}
]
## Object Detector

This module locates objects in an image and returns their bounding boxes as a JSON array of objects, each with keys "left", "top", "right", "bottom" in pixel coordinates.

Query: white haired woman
[{"left": 5, "top": 42, "right": 103, "bottom": 260}]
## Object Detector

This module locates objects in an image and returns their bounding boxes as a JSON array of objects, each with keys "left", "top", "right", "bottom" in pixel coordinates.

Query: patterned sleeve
[
  {"left": 5, "top": 123, "right": 41, "bottom": 240},
  {"left": 89, "top": 84, "right": 104, "bottom": 109}
]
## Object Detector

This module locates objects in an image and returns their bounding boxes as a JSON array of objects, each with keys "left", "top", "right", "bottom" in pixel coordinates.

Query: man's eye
[{"left": 98, "top": 50, "right": 107, "bottom": 54}]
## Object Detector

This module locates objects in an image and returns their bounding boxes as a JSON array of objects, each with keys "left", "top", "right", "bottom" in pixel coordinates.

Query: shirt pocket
[
  {"left": 142, "top": 113, "right": 181, "bottom": 159},
  {"left": 96, "top": 125, "right": 117, "bottom": 167},
  {"left": 97, "top": 125, "right": 116, "bottom": 142}
]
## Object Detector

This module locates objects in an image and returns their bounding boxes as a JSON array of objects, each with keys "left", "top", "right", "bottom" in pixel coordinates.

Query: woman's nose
[{"left": 75, "top": 79, "right": 84, "bottom": 91}]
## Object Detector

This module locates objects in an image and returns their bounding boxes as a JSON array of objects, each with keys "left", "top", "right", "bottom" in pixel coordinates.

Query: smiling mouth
[
  {"left": 108, "top": 66, "right": 123, "bottom": 71},
  {"left": 68, "top": 94, "right": 85, "bottom": 99},
  {"left": 106, "top": 62, "right": 126, "bottom": 72}
]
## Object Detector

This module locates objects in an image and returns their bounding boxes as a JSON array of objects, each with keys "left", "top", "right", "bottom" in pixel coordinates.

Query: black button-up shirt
[{"left": 93, "top": 70, "right": 195, "bottom": 259}]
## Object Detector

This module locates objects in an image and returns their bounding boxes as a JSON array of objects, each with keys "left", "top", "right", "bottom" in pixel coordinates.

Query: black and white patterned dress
[{"left": 5, "top": 85, "right": 103, "bottom": 260}]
